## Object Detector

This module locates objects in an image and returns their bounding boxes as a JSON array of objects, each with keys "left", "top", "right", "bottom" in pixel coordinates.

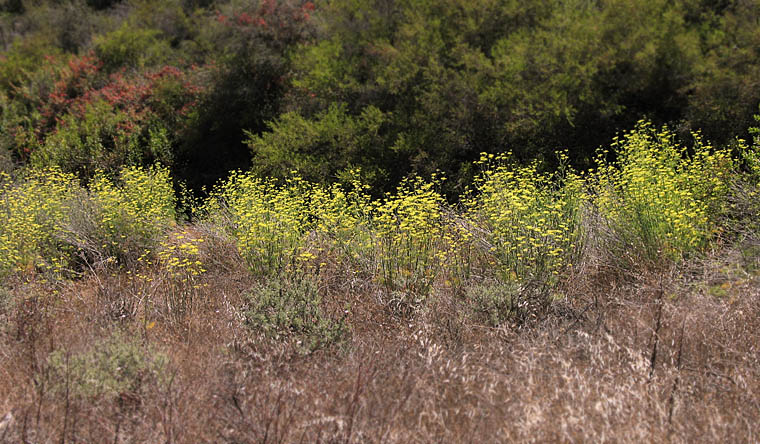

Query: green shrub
[
  {"left": 592, "top": 121, "right": 733, "bottom": 264},
  {"left": 47, "top": 332, "right": 168, "bottom": 399},
  {"left": 464, "top": 280, "right": 522, "bottom": 327},
  {"left": 746, "top": 108, "right": 760, "bottom": 184},
  {"left": 244, "top": 277, "right": 347, "bottom": 352},
  {"left": 31, "top": 100, "right": 144, "bottom": 179},
  {"left": 246, "top": 103, "right": 391, "bottom": 189},
  {"left": 93, "top": 23, "right": 169, "bottom": 72},
  {"left": 0, "top": 36, "right": 61, "bottom": 92}
]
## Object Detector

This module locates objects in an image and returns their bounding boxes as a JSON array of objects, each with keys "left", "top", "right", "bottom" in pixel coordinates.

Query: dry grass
[{"left": 1, "top": 231, "right": 759, "bottom": 444}]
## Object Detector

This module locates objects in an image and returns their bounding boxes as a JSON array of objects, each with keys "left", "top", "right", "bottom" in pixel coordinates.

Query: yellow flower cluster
[
  {"left": 207, "top": 163, "right": 584, "bottom": 294},
  {"left": 593, "top": 121, "right": 733, "bottom": 262},
  {"left": 90, "top": 164, "right": 176, "bottom": 261},
  {"left": 196, "top": 122, "right": 738, "bottom": 296},
  {"left": 2, "top": 121, "right": 738, "bottom": 296},
  {"left": 372, "top": 175, "right": 446, "bottom": 295},
  {"left": 309, "top": 170, "right": 373, "bottom": 261},
  {"left": 0, "top": 164, "right": 178, "bottom": 279},
  {"left": 150, "top": 228, "right": 208, "bottom": 317},
  {"left": 205, "top": 171, "right": 312, "bottom": 276},
  {"left": 157, "top": 229, "right": 206, "bottom": 282},
  {"left": 465, "top": 152, "right": 584, "bottom": 284},
  {"left": 205, "top": 170, "right": 448, "bottom": 295},
  {"left": 0, "top": 168, "right": 77, "bottom": 277}
]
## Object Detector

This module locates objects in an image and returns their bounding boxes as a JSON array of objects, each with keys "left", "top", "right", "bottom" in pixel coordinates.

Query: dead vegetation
[{"left": 1, "top": 234, "right": 758, "bottom": 443}]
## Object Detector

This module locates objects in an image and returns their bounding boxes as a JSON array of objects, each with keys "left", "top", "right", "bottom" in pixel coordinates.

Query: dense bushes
[
  {"left": 261, "top": 0, "right": 760, "bottom": 192},
  {"left": 0, "top": 168, "right": 77, "bottom": 277},
  {"left": 3, "top": 7, "right": 760, "bottom": 437},
  {"left": 31, "top": 100, "right": 145, "bottom": 178},
  {"left": 464, "top": 152, "right": 585, "bottom": 286},
  {"left": 1, "top": 1, "right": 759, "bottom": 334},
  {"left": 0, "top": 118, "right": 753, "bottom": 337},
  {"left": 93, "top": 24, "right": 168, "bottom": 73},
  {"left": 89, "top": 164, "right": 176, "bottom": 262},
  {"left": 204, "top": 172, "right": 313, "bottom": 277},
  {"left": 0, "top": 118, "right": 746, "bottom": 284},
  {"left": 4, "top": 0, "right": 760, "bottom": 195},
  {"left": 1, "top": 47, "right": 203, "bottom": 180},
  {"left": 246, "top": 103, "right": 391, "bottom": 188}
]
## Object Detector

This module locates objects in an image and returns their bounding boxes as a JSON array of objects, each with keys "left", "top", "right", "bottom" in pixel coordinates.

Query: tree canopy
[{"left": 2, "top": 0, "right": 759, "bottom": 193}]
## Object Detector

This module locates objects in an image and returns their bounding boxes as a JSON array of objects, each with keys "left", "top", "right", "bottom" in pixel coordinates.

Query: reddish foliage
[
  {"left": 67, "top": 54, "right": 99, "bottom": 78},
  {"left": 260, "top": 0, "right": 276, "bottom": 16},
  {"left": 33, "top": 53, "right": 206, "bottom": 145},
  {"left": 237, "top": 12, "right": 253, "bottom": 25},
  {"left": 39, "top": 53, "right": 103, "bottom": 133}
]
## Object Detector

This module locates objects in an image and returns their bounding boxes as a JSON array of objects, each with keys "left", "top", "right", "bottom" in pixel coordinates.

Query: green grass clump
[
  {"left": 464, "top": 280, "right": 522, "bottom": 327},
  {"left": 592, "top": 121, "right": 733, "bottom": 264},
  {"left": 465, "top": 152, "right": 585, "bottom": 287}
]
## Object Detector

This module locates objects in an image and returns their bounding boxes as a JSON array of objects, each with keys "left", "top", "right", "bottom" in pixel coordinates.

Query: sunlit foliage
[
  {"left": 0, "top": 168, "right": 77, "bottom": 277},
  {"left": 0, "top": 164, "right": 176, "bottom": 277},
  {"left": 592, "top": 121, "right": 733, "bottom": 263},
  {"left": 465, "top": 152, "right": 585, "bottom": 286},
  {"left": 371, "top": 175, "right": 447, "bottom": 300},
  {"left": 204, "top": 171, "right": 313, "bottom": 277},
  {"left": 90, "top": 164, "right": 176, "bottom": 262}
]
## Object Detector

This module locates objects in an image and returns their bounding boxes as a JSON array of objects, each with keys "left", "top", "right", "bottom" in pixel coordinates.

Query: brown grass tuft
[{"left": 1, "top": 234, "right": 759, "bottom": 443}]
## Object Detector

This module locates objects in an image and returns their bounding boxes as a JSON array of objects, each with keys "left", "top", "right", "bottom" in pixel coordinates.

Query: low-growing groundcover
[{"left": 0, "top": 121, "right": 758, "bottom": 442}]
